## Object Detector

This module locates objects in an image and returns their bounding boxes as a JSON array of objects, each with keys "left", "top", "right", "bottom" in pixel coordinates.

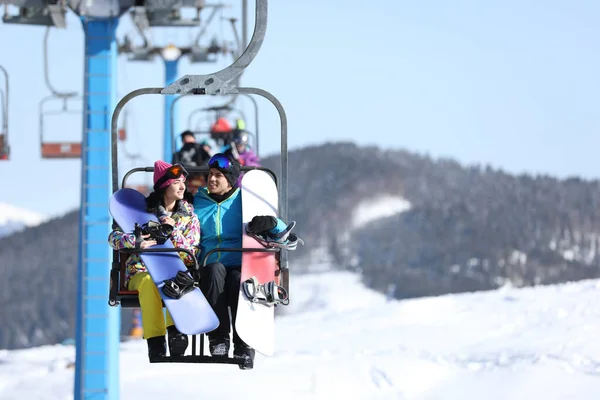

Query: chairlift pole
[
  {"left": 74, "top": 15, "right": 121, "bottom": 400},
  {"left": 163, "top": 58, "right": 180, "bottom": 161}
]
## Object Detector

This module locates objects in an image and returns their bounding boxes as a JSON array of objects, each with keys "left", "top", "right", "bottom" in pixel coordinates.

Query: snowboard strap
[
  {"left": 248, "top": 232, "right": 304, "bottom": 251},
  {"left": 162, "top": 271, "right": 196, "bottom": 299},
  {"left": 270, "top": 220, "right": 296, "bottom": 240},
  {"left": 241, "top": 277, "right": 290, "bottom": 306}
]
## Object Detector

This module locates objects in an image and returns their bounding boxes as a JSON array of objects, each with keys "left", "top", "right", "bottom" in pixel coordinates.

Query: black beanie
[
  {"left": 180, "top": 130, "right": 195, "bottom": 140},
  {"left": 215, "top": 155, "right": 240, "bottom": 188}
]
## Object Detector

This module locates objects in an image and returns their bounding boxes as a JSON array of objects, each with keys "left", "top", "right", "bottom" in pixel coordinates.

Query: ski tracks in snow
[
  {"left": 370, "top": 365, "right": 405, "bottom": 398},
  {"left": 412, "top": 348, "right": 600, "bottom": 377},
  {"left": 370, "top": 365, "right": 395, "bottom": 389}
]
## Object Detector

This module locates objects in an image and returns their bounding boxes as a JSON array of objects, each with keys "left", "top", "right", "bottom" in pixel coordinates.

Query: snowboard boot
[
  {"left": 208, "top": 336, "right": 230, "bottom": 357},
  {"left": 167, "top": 325, "right": 188, "bottom": 357},
  {"left": 147, "top": 336, "right": 167, "bottom": 360},
  {"left": 233, "top": 346, "right": 255, "bottom": 370}
]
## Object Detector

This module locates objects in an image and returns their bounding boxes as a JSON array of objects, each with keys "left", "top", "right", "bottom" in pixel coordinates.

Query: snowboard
[
  {"left": 235, "top": 170, "right": 280, "bottom": 356},
  {"left": 109, "top": 188, "right": 219, "bottom": 335}
]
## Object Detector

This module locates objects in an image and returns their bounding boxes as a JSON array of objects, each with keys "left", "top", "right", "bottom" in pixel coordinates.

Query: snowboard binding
[
  {"left": 162, "top": 271, "right": 196, "bottom": 299},
  {"left": 134, "top": 221, "right": 174, "bottom": 245},
  {"left": 241, "top": 276, "right": 290, "bottom": 306}
]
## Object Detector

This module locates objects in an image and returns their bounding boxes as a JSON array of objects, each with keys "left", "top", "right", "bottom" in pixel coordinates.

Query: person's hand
[
  {"left": 160, "top": 216, "right": 175, "bottom": 226},
  {"left": 139, "top": 234, "right": 157, "bottom": 249}
]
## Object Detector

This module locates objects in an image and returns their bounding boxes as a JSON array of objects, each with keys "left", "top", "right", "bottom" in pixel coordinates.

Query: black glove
[{"left": 247, "top": 215, "right": 277, "bottom": 235}]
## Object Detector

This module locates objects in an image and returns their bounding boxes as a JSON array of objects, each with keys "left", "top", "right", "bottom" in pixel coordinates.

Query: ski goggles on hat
[
  {"left": 208, "top": 153, "right": 234, "bottom": 172},
  {"left": 154, "top": 164, "right": 189, "bottom": 189}
]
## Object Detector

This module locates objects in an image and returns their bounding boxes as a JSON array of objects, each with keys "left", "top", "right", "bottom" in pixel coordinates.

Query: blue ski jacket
[{"left": 193, "top": 187, "right": 243, "bottom": 267}]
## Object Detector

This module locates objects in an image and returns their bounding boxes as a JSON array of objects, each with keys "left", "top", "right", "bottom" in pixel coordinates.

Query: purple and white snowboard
[{"left": 109, "top": 188, "right": 219, "bottom": 335}]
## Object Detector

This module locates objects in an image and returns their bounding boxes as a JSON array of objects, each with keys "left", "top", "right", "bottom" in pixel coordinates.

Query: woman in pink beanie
[{"left": 109, "top": 160, "right": 201, "bottom": 360}]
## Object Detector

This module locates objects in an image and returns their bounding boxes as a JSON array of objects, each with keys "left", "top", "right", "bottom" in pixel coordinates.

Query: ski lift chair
[
  {"left": 0, "top": 89, "right": 8, "bottom": 159},
  {"left": 39, "top": 95, "right": 82, "bottom": 159},
  {"left": 39, "top": 28, "right": 82, "bottom": 159},
  {"left": 0, "top": 133, "right": 8, "bottom": 160},
  {"left": 109, "top": 165, "right": 281, "bottom": 365},
  {"left": 109, "top": 165, "right": 280, "bottom": 308},
  {"left": 108, "top": 0, "right": 290, "bottom": 365}
]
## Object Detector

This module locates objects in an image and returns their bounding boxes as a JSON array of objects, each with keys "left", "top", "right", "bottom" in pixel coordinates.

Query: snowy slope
[
  {"left": 352, "top": 195, "right": 411, "bottom": 229},
  {"left": 2, "top": 271, "right": 600, "bottom": 399},
  {"left": 0, "top": 203, "right": 49, "bottom": 237}
]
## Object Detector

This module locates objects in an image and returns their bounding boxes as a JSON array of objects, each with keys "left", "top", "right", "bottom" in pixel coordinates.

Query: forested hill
[
  {"left": 2, "top": 141, "right": 600, "bottom": 349},
  {"left": 262, "top": 142, "right": 600, "bottom": 298}
]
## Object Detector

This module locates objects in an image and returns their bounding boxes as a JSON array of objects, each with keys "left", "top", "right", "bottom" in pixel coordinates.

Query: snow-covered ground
[{"left": 2, "top": 271, "right": 600, "bottom": 399}]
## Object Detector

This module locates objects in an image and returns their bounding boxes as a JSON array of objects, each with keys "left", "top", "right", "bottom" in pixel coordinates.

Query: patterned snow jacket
[{"left": 108, "top": 200, "right": 201, "bottom": 288}]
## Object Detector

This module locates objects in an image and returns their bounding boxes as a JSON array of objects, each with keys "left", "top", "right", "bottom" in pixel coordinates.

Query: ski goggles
[
  {"left": 154, "top": 164, "right": 189, "bottom": 189},
  {"left": 207, "top": 153, "right": 234, "bottom": 172}
]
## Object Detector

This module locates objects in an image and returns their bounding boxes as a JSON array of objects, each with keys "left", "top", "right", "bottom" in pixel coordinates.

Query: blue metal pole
[
  {"left": 75, "top": 16, "right": 120, "bottom": 400},
  {"left": 163, "top": 59, "right": 179, "bottom": 161}
]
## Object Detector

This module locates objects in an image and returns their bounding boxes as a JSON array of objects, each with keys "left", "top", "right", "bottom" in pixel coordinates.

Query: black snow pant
[{"left": 200, "top": 262, "right": 249, "bottom": 349}]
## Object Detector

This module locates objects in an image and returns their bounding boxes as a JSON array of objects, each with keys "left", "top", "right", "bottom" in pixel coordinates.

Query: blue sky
[{"left": 1, "top": 0, "right": 600, "bottom": 216}]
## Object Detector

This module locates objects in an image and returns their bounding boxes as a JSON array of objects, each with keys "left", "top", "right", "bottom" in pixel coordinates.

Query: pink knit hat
[{"left": 153, "top": 160, "right": 186, "bottom": 189}]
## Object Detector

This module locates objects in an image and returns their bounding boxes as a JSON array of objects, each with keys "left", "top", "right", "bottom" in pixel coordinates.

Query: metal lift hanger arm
[{"left": 161, "top": 0, "right": 267, "bottom": 95}]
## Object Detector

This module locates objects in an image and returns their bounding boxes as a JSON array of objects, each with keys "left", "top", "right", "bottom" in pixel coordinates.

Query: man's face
[
  {"left": 183, "top": 135, "right": 196, "bottom": 144},
  {"left": 207, "top": 168, "right": 231, "bottom": 195}
]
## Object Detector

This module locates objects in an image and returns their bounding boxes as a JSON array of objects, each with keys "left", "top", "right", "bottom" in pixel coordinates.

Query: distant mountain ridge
[
  {"left": 260, "top": 142, "right": 600, "bottom": 298},
  {"left": 0, "top": 203, "right": 49, "bottom": 238},
  {"left": 2, "top": 141, "right": 600, "bottom": 349}
]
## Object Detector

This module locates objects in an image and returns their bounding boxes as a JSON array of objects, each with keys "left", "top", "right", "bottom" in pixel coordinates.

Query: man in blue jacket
[{"left": 193, "top": 153, "right": 294, "bottom": 370}]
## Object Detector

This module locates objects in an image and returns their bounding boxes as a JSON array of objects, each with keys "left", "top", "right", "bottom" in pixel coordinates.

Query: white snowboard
[{"left": 235, "top": 170, "right": 279, "bottom": 356}]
